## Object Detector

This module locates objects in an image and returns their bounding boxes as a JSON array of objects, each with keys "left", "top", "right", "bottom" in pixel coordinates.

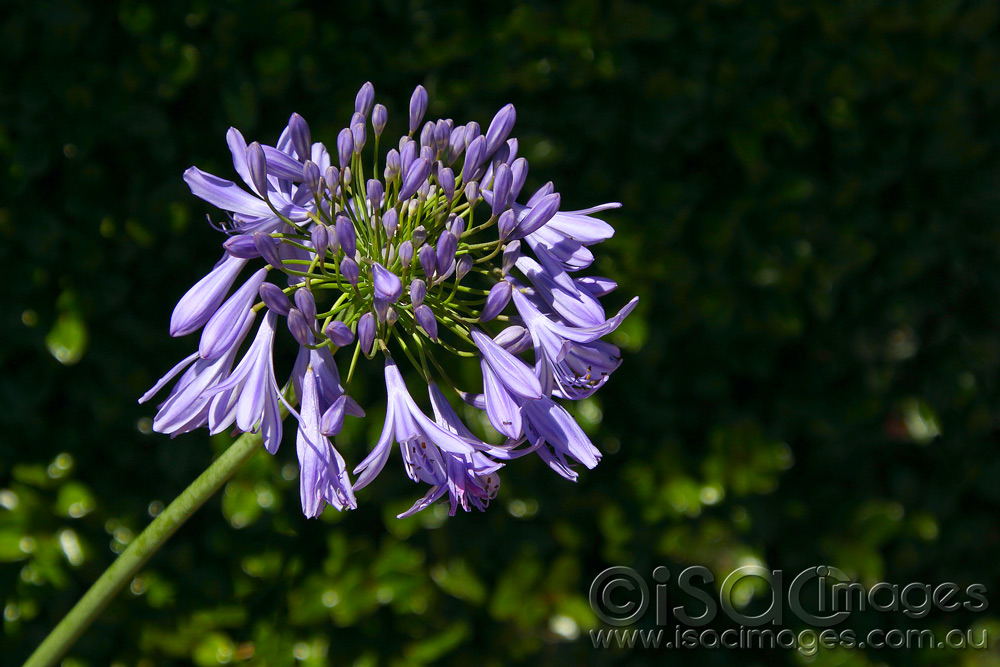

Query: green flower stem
[{"left": 24, "top": 430, "right": 267, "bottom": 667}]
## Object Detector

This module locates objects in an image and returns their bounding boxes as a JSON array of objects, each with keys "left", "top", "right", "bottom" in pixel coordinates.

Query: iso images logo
[{"left": 587, "top": 565, "right": 989, "bottom": 653}]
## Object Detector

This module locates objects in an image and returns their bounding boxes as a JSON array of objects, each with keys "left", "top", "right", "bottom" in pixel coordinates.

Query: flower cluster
[{"left": 141, "top": 83, "right": 638, "bottom": 518}]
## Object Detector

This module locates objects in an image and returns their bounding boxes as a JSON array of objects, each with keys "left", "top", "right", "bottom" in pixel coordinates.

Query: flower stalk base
[{"left": 24, "top": 430, "right": 265, "bottom": 667}]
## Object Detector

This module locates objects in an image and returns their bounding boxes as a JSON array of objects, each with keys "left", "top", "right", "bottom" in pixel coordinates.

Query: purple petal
[
  {"left": 198, "top": 268, "right": 267, "bottom": 359},
  {"left": 471, "top": 329, "right": 542, "bottom": 399},
  {"left": 183, "top": 167, "right": 273, "bottom": 218},
  {"left": 482, "top": 361, "right": 522, "bottom": 439},
  {"left": 170, "top": 254, "right": 248, "bottom": 337}
]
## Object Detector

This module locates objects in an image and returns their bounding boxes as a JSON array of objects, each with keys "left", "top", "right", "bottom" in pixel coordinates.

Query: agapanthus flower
[{"left": 140, "top": 82, "right": 637, "bottom": 518}]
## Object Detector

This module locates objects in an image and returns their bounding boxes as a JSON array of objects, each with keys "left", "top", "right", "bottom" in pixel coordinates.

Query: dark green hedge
[{"left": 2, "top": 1, "right": 999, "bottom": 665}]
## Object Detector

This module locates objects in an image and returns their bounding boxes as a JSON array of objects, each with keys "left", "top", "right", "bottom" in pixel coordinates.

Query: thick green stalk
[{"left": 23, "top": 430, "right": 265, "bottom": 667}]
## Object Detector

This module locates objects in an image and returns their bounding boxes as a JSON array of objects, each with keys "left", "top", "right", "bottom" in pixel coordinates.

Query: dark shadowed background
[{"left": 2, "top": 1, "right": 1000, "bottom": 665}]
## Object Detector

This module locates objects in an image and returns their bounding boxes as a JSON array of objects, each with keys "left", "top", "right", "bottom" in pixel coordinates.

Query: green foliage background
[{"left": 2, "top": 1, "right": 999, "bottom": 664}]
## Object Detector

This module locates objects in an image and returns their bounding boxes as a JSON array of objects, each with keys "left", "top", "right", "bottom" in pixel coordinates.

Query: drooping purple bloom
[
  {"left": 295, "top": 363, "right": 356, "bottom": 517},
  {"left": 170, "top": 254, "right": 248, "bottom": 337},
  {"left": 470, "top": 329, "right": 542, "bottom": 439},
  {"left": 199, "top": 268, "right": 267, "bottom": 360},
  {"left": 205, "top": 311, "right": 283, "bottom": 453},
  {"left": 354, "top": 359, "right": 500, "bottom": 517}
]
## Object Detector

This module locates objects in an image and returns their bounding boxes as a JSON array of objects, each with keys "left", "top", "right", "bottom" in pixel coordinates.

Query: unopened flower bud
[
  {"left": 287, "top": 308, "right": 312, "bottom": 346},
  {"left": 502, "top": 240, "right": 521, "bottom": 274},
  {"left": 289, "top": 112, "right": 311, "bottom": 162},
  {"left": 247, "top": 142, "right": 268, "bottom": 196},
  {"left": 463, "top": 135, "right": 486, "bottom": 181},
  {"left": 456, "top": 254, "right": 472, "bottom": 281},
  {"left": 223, "top": 234, "right": 259, "bottom": 258},
  {"left": 303, "top": 160, "right": 322, "bottom": 196},
  {"left": 485, "top": 103, "right": 516, "bottom": 156},
  {"left": 337, "top": 128, "right": 353, "bottom": 168},
  {"left": 367, "top": 178, "right": 384, "bottom": 208},
  {"left": 493, "top": 324, "right": 532, "bottom": 354},
  {"left": 372, "top": 103, "right": 388, "bottom": 137},
  {"left": 409, "top": 85, "right": 428, "bottom": 134},
  {"left": 412, "top": 225, "right": 427, "bottom": 248},
  {"left": 311, "top": 224, "right": 329, "bottom": 255},
  {"left": 385, "top": 149, "right": 401, "bottom": 180},
  {"left": 465, "top": 181, "right": 479, "bottom": 204},
  {"left": 410, "top": 278, "right": 426, "bottom": 307},
  {"left": 438, "top": 167, "right": 455, "bottom": 203},
  {"left": 509, "top": 157, "right": 528, "bottom": 202},
  {"left": 491, "top": 163, "right": 512, "bottom": 217},
  {"left": 358, "top": 312, "right": 376, "bottom": 354},
  {"left": 324, "top": 165, "right": 339, "bottom": 191},
  {"left": 325, "top": 320, "right": 355, "bottom": 347},
  {"left": 415, "top": 304, "right": 438, "bottom": 341},
  {"left": 398, "top": 240, "right": 413, "bottom": 266},
  {"left": 480, "top": 281, "right": 512, "bottom": 321},
  {"left": 465, "top": 121, "right": 481, "bottom": 145},
  {"left": 399, "top": 157, "right": 430, "bottom": 201},
  {"left": 340, "top": 256, "right": 359, "bottom": 285},
  {"left": 259, "top": 283, "right": 291, "bottom": 316},
  {"left": 420, "top": 121, "right": 434, "bottom": 149},
  {"left": 418, "top": 243, "right": 437, "bottom": 279},
  {"left": 355, "top": 81, "right": 375, "bottom": 116},
  {"left": 253, "top": 231, "right": 282, "bottom": 268},
  {"left": 352, "top": 123, "right": 366, "bottom": 153},
  {"left": 336, "top": 215, "right": 356, "bottom": 257},
  {"left": 498, "top": 209, "right": 517, "bottom": 240},
  {"left": 294, "top": 289, "right": 316, "bottom": 323},
  {"left": 382, "top": 207, "right": 398, "bottom": 238},
  {"left": 515, "top": 192, "right": 560, "bottom": 237}
]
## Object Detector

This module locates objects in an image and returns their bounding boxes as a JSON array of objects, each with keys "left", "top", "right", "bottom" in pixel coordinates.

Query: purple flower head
[{"left": 146, "top": 85, "right": 635, "bottom": 518}]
